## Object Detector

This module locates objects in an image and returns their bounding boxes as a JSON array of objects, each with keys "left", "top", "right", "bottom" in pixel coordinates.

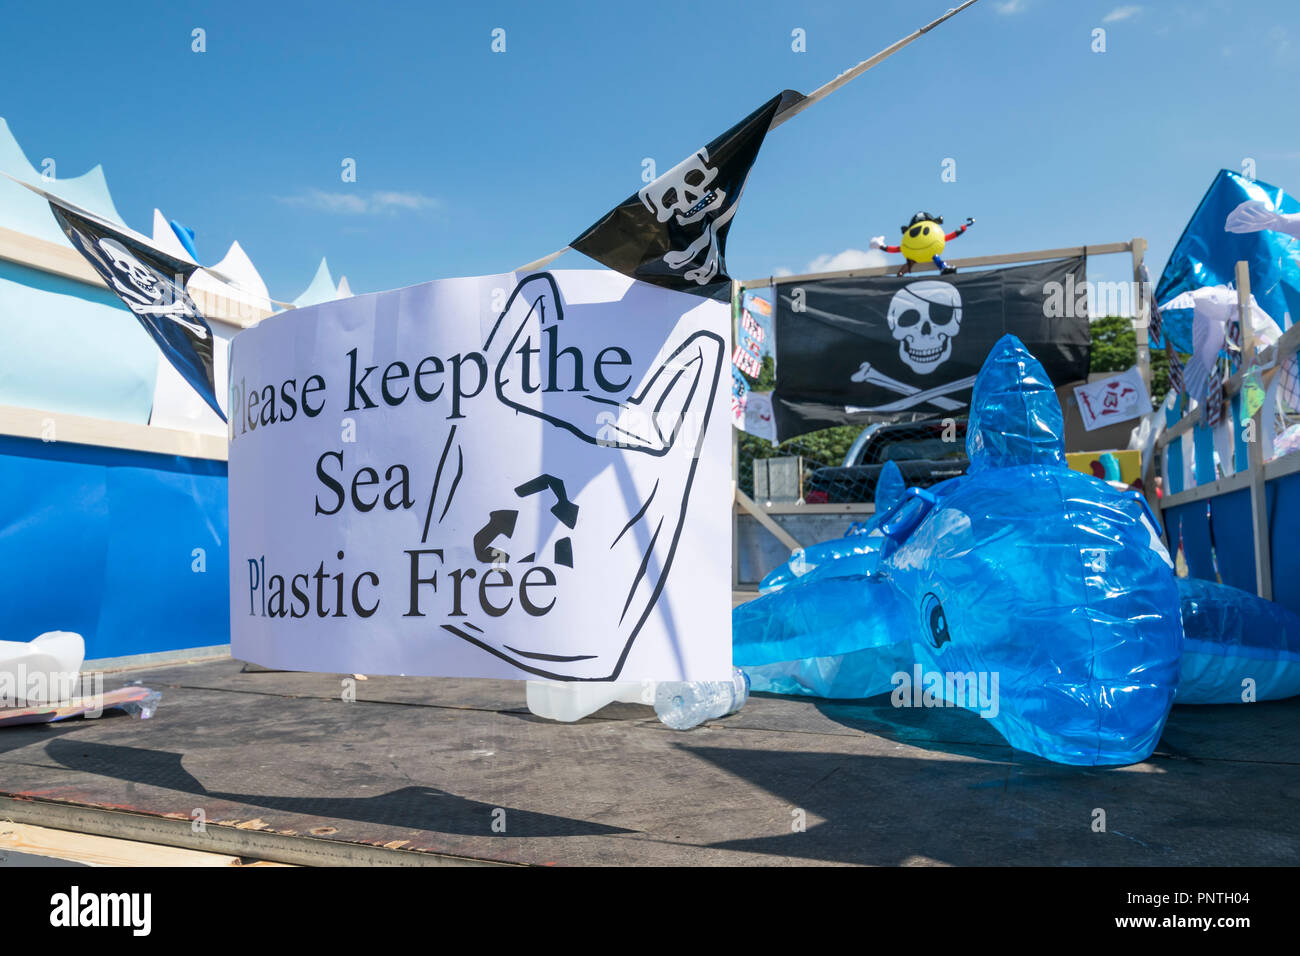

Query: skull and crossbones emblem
[
  {"left": 638, "top": 148, "right": 735, "bottom": 286},
  {"left": 99, "top": 238, "right": 163, "bottom": 305},
  {"left": 94, "top": 237, "right": 208, "bottom": 338},
  {"left": 886, "top": 280, "right": 962, "bottom": 374}
]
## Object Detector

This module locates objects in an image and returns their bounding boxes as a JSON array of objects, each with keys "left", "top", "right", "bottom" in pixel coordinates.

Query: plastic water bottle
[{"left": 654, "top": 668, "right": 750, "bottom": 730}]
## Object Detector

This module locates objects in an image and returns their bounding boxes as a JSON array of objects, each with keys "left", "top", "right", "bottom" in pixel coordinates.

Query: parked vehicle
[{"left": 804, "top": 420, "right": 969, "bottom": 503}]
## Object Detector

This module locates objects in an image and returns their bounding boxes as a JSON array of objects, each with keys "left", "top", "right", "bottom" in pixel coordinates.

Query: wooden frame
[
  {"left": 0, "top": 404, "right": 227, "bottom": 461},
  {"left": 0, "top": 224, "right": 273, "bottom": 329},
  {"left": 1153, "top": 261, "right": 1300, "bottom": 600}
]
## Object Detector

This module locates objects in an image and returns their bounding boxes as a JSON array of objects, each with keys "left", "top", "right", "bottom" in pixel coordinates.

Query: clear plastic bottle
[{"left": 654, "top": 668, "right": 750, "bottom": 730}]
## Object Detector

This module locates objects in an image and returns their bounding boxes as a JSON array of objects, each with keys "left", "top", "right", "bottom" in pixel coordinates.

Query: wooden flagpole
[{"left": 514, "top": 0, "right": 982, "bottom": 273}]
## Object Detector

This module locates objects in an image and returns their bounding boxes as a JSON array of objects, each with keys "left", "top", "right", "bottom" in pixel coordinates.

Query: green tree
[{"left": 1090, "top": 314, "right": 1169, "bottom": 404}]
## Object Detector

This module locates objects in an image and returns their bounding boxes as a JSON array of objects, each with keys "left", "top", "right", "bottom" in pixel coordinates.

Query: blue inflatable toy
[
  {"left": 736, "top": 334, "right": 1300, "bottom": 765},
  {"left": 737, "top": 334, "right": 1187, "bottom": 765},
  {"left": 1176, "top": 577, "right": 1300, "bottom": 704},
  {"left": 757, "top": 459, "right": 904, "bottom": 596}
]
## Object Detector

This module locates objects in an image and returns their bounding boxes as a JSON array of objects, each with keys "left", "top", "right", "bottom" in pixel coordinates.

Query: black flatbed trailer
[{"left": 2, "top": 644, "right": 1298, "bottom": 866}]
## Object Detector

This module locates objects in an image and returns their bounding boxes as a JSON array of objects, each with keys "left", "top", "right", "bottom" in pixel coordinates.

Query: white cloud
[
  {"left": 769, "top": 249, "right": 887, "bottom": 277},
  {"left": 1103, "top": 5, "right": 1142, "bottom": 23},
  {"left": 805, "top": 248, "right": 888, "bottom": 274},
  {"left": 276, "top": 188, "right": 441, "bottom": 215},
  {"left": 995, "top": 0, "right": 1027, "bottom": 14}
]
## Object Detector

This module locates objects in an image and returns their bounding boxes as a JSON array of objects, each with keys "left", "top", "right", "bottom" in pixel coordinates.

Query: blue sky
[{"left": 2, "top": 0, "right": 1297, "bottom": 302}]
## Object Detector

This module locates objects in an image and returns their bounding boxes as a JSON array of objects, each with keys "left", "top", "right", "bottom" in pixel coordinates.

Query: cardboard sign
[
  {"left": 1073, "top": 368, "right": 1153, "bottom": 431},
  {"left": 228, "top": 271, "right": 731, "bottom": 681}
]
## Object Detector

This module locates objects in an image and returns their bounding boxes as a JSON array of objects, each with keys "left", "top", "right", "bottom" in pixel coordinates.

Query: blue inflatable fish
[
  {"left": 1175, "top": 577, "right": 1300, "bottom": 704},
  {"left": 737, "top": 334, "right": 1187, "bottom": 766},
  {"left": 757, "top": 459, "right": 904, "bottom": 595},
  {"left": 737, "top": 334, "right": 1300, "bottom": 764}
]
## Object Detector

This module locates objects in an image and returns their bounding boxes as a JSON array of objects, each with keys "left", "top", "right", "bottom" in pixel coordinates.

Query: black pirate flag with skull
[
  {"left": 770, "top": 257, "right": 1091, "bottom": 440},
  {"left": 48, "top": 197, "right": 224, "bottom": 421},
  {"left": 571, "top": 90, "right": 803, "bottom": 299}
]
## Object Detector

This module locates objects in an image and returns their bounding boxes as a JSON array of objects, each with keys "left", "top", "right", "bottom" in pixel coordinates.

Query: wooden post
[
  {"left": 731, "top": 280, "right": 741, "bottom": 591},
  {"left": 1237, "top": 261, "right": 1273, "bottom": 600},
  {"left": 1130, "top": 237, "right": 1153, "bottom": 394},
  {"left": 1129, "top": 237, "right": 1162, "bottom": 512}
]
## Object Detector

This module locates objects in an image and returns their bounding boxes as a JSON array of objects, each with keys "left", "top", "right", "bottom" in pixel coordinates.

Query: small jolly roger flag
[
  {"left": 571, "top": 90, "right": 803, "bottom": 298},
  {"left": 47, "top": 195, "right": 224, "bottom": 421}
]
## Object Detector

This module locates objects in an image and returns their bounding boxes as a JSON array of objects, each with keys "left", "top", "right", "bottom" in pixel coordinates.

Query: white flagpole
[
  {"left": 770, "top": 0, "right": 980, "bottom": 129},
  {"left": 514, "top": 0, "right": 981, "bottom": 273}
]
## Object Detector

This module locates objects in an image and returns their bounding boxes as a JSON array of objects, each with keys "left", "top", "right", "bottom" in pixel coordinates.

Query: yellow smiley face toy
[{"left": 870, "top": 211, "right": 975, "bottom": 276}]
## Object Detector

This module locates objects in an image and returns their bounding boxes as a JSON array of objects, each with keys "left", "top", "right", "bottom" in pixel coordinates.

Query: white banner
[
  {"left": 1073, "top": 367, "right": 1153, "bottom": 432},
  {"left": 228, "top": 270, "right": 731, "bottom": 681}
]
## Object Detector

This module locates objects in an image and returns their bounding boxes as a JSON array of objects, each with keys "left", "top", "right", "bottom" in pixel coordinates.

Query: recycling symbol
[{"left": 472, "top": 474, "right": 579, "bottom": 569}]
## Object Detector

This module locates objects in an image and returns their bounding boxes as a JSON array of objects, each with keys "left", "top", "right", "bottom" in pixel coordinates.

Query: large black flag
[
  {"left": 571, "top": 89, "right": 803, "bottom": 299},
  {"left": 771, "top": 257, "right": 1091, "bottom": 440},
  {"left": 48, "top": 197, "right": 224, "bottom": 421}
]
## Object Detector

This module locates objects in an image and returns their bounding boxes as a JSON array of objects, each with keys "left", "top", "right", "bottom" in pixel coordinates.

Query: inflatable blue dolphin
[{"left": 736, "top": 334, "right": 1300, "bottom": 765}]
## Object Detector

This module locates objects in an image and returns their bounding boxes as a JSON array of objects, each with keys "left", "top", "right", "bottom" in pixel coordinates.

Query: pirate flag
[
  {"left": 48, "top": 196, "right": 224, "bottom": 421},
  {"left": 768, "top": 258, "right": 1091, "bottom": 440},
  {"left": 571, "top": 89, "right": 803, "bottom": 299}
]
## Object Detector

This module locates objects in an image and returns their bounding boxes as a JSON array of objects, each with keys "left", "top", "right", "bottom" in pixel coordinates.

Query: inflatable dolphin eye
[{"left": 965, "top": 334, "right": 1067, "bottom": 474}]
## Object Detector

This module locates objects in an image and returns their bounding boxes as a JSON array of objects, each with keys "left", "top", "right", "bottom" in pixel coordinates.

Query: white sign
[
  {"left": 742, "top": 391, "right": 778, "bottom": 442},
  {"left": 228, "top": 271, "right": 731, "bottom": 681},
  {"left": 1073, "top": 367, "right": 1153, "bottom": 431}
]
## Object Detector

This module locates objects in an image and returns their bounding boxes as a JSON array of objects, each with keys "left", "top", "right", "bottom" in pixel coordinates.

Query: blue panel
[
  {"left": 0, "top": 436, "right": 228, "bottom": 658},
  {"left": 1165, "top": 401, "right": 1184, "bottom": 495},
  {"left": 1206, "top": 487, "right": 1256, "bottom": 594},
  {"left": 0, "top": 259, "right": 158, "bottom": 424},
  {"left": 1271, "top": 469, "right": 1300, "bottom": 616},
  {"left": 1162, "top": 499, "right": 1218, "bottom": 581},
  {"left": 1166, "top": 435, "right": 1184, "bottom": 494},
  {"left": 1192, "top": 422, "right": 1216, "bottom": 485},
  {"left": 1163, "top": 467, "right": 1300, "bottom": 617}
]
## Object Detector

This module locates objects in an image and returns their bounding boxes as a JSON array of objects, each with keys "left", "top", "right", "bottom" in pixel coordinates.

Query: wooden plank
[
  {"left": 1237, "top": 263, "right": 1273, "bottom": 600},
  {"left": 739, "top": 500, "right": 875, "bottom": 515},
  {"left": 731, "top": 280, "right": 741, "bottom": 591},
  {"left": 735, "top": 486, "right": 804, "bottom": 551},
  {"left": 0, "top": 225, "right": 273, "bottom": 328},
  {"left": 0, "top": 797, "right": 499, "bottom": 868},
  {"left": 0, "top": 821, "right": 247, "bottom": 867},
  {"left": 1160, "top": 467, "right": 1253, "bottom": 509},
  {"left": 0, "top": 224, "right": 100, "bottom": 285},
  {"left": 0, "top": 404, "right": 227, "bottom": 461},
  {"left": 1131, "top": 237, "right": 1153, "bottom": 393},
  {"left": 739, "top": 241, "right": 1133, "bottom": 289}
]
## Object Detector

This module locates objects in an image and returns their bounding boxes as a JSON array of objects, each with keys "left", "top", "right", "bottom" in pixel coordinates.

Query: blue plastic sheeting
[
  {"left": 0, "top": 259, "right": 158, "bottom": 424},
  {"left": 1154, "top": 169, "right": 1299, "bottom": 348},
  {"left": 0, "top": 436, "right": 228, "bottom": 659},
  {"left": 1177, "top": 577, "right": 1300, "bottom": 703},
  {"left": 736, "top": 335, "right": 1184, "bottom": 766}
]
